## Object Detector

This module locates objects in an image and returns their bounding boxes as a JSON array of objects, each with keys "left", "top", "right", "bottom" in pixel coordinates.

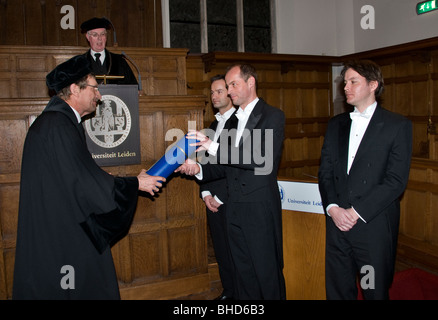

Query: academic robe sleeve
[
  {"left": 45, "top": 110, "right": 139, "bottom": 254},
  {"left": 80, "top": 176, "right": 139, "bottom": 254}
]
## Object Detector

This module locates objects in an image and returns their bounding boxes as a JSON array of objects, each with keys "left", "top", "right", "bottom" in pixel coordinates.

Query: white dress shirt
[
  {"left": 90, "top": 49, "right": 105, "bottom": 64},
  {"left": 347, "top": 102, "right": 377, "bottom": 174},
  {"left": 198, "top": 99, "right": 259, "bottom": 181},
  {"left": 201, "top": 107, "right": 236, "bottom": 204},
  {"left": 207, "top": 107, "right": 236, "bottom": 156},
  {"left": 69, "top": 105, "right": 81, "bottom": 124},
  {"left": 326, "top": 102, "right": 377, "bottom": 223},
  {"left": 234, "top": 98, "right": 259, "bottom": 147}
]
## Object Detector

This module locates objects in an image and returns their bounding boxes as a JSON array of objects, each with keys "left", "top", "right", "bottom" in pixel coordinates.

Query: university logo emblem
[
  {"left": 278, "top": 183, "right": 285, "bottom": 203},
  {"left": 85, "top": 94, "right": 132, "bottom": 148}
]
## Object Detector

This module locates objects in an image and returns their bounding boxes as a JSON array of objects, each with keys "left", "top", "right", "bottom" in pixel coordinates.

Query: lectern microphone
[{"left": 121, "top": 51, "right": 142, "bottom": 92}]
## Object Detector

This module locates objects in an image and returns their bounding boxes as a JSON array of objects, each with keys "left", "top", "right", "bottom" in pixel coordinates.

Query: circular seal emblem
[
  {"left": 278, "top": 183, "right": 285, "bottom": 203},
  {"left": 85, "top": 95, "right": 131, "bottom": 148}
]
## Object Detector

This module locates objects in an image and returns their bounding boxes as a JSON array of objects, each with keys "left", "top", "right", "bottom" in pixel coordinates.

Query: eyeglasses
[
  {"left": 87, "top": 32, "right": 107, "bottom": 38},
  {"left": 85, "top": 84, "right": 100, "bottom": 92}
]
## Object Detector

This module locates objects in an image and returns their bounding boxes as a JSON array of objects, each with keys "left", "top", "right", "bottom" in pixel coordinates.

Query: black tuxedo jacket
[
  {"left": 201, "top": 99, "right": 285, "bottom": 258},
  {"left": 318, "top": 104, "right": 412, "bottom": 223},
  {"left": 199, "top": 110, "right": 237, "bottom": 203},
  {"left": 201, "top": 99, "right": 285, "bottom": 203}
]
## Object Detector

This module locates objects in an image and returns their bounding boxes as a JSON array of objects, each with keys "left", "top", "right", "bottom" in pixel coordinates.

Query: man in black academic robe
[
  {"left": 83, "top": 48, "right": 138, "bottom": 86},
  {"left": 12, "top": 55, "right": 164, "bottom": 299},
  {"left": 80, "top": 17, "right": 138, "bottom": 86}
]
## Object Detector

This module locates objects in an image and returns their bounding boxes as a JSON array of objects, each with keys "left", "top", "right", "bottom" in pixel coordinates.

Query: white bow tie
[{"left": 350, "top": 111, "right": 371, "bottom": 120}]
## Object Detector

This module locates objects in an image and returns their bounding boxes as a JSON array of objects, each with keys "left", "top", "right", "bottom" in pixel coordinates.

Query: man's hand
[
  {"left": 137, "top": 169, "right": 165, "bottom": 196},
  {"left": 203, "top": 195, "right": 222, "bottom": 213},
  {"left": 187, "top": 130, "right": 212, "bottom": 152},
  {"left": 328, "top": 206, "right": 359, "bottom": 232},
  {"left": 174, "top": 158, "right": 200, "bottom": 176}
]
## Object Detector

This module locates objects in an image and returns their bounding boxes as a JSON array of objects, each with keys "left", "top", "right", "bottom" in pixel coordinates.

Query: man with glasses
[
  {"left": 12, "top": 55, "right": 165, "bottom": 299},
  {"left": 80, "top": 17, "right": 138, "bottom": 85}
]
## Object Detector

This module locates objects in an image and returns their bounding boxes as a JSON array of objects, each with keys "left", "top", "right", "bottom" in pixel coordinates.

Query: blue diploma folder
[{"left": 146, "top": 135, "right": 198, "bottom": 178}]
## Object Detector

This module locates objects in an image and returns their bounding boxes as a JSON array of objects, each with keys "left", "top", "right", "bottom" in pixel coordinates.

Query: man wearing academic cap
[
  {"left": 12, "top": 55, "right": 165, "bottom": 299},
  {"left": 81, "top": 17, "right": 138, "bottom": 86}
]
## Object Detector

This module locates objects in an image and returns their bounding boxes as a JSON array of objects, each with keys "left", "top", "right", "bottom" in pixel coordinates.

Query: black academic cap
[
  {"left": 80, "top": 17, "right": 111, "bottom": 33},
  {"left": 46, "top": 55, "right": 91, "bottom": 93}
]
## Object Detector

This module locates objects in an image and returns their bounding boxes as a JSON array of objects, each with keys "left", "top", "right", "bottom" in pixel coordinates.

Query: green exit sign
[{"left": 417, "top": 0, "right": 438, "bottom": 14}]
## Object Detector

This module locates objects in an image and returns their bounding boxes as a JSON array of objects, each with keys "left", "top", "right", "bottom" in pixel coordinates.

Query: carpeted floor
[{"left": 357, "top": 267, "right": 438, "bottom": 300}]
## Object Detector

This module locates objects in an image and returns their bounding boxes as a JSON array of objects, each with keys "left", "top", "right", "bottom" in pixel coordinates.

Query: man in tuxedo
[
  {"left": 200, "top": 74, "right": 236, "bottom": 300},
  {"left": 318, "top": 60, "right": 412, "bottom": 299},
  {"left": 80, "top": 17, "right": 138, "bottom": 86},
  {"left": 177, "top": 64, "right": 286, "bottom": 300}
]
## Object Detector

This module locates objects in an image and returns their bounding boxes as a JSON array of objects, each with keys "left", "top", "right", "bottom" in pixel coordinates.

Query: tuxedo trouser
[
  {"left": 226, "top": 201, "right": 286, "bottom": 300},
  {"left": 207, "top": 204, "right": 235, "bottom": 297},
  {"left": 325, "top": 210, "right": 399, "bottom": 300}
]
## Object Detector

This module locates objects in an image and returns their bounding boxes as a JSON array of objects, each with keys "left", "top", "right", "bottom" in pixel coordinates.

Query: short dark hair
[
  {"left": 341, "top": 60, "right": 384, "bottom": 98},
  {"left": 210, "top": 74, "right": 225, "bottom": 84},
  {"left": 226, "top": 63, "right": 258, "bottom": 89}
]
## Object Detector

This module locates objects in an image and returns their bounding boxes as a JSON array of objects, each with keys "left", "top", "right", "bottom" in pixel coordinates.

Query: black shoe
[{"left": 214, "top": 293, "right": 234, "bottom": 300}]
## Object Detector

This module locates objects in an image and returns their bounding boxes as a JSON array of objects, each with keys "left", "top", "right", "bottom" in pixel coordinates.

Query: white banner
[{"left": 278, "top": 180, "right": 324, "bottom": 214}]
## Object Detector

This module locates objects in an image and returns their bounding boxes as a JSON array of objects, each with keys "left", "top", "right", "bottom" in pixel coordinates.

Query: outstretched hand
[
  {"left": 175, "top": 158, "right": 200, "bottom": 176},
  {"left": 137, "top": 169, "right": 165, "bottom": 196},
  {"left": 187, "top": 130, "right": 212, "bottom": 152}
]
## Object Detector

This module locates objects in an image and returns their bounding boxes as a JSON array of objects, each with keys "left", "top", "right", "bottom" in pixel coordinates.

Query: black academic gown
[
  {"left": 84, "top": 49, "right": 138, "bottom": 85},
  {"left": 12, "top": 96, "right": 139, "bottom": 300}
]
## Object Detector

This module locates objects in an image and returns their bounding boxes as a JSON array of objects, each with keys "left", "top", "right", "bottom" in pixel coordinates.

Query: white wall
[
  {"left": 162, "top": 0, "right": 438, "bottom": 56},
  {"left": 275, "top": 0, "right": 340, "bottom": 56},
  {"left": 352, "top": 0, "right": 438, "bottom": 54},
  {"left": 276, "top": 0, "right": 438, "bottom": 56}
]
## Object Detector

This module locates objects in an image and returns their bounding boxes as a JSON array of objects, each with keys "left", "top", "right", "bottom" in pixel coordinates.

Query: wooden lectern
[
  {"left": 279, "top": 178, "right": 326, "bottom": 300},
  {"left": 95, "top": 75, "right": 125, "bottom": 84}
]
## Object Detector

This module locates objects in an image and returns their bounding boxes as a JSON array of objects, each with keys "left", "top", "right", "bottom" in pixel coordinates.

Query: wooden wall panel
[
  {"left": 0, "top": 46, "right": 188, "bottom": 99},
  {"left": 0, "top": 0, "right": 163, "bottom": 48},
  {"left": 397, "top": 159, "right": 438, "bottom": 271}
]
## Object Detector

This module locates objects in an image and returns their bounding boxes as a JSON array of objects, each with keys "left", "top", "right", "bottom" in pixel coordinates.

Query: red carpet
[{"left": 358, "top": 268, "right": 438, "bottom": 300}]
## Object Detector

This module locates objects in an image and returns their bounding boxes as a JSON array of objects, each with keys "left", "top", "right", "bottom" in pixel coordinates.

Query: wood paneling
[
  {"left": 0, "top": 45, "right": 188, "bottom": 99},
  {"left": 397, "top": 158, "right": 438, "bottom": 272},
  {"left": 0, "top": 0, "right": 163, "bottom": 48}
]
